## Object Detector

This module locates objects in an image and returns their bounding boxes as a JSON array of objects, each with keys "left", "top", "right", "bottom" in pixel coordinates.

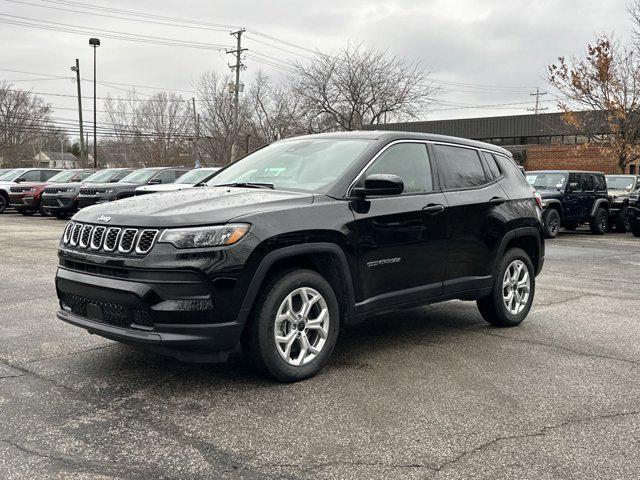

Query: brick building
[{"left": 365, "top": 112, "right": 639, "bottom": 174}]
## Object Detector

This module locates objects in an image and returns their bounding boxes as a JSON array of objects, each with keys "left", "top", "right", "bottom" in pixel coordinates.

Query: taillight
[{"left": 534, "top": 191, "right": 543, "bottom": 209}]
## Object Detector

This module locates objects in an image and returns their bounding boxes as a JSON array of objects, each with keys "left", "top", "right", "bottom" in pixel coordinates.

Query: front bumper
[
  {"left": 8, "top": 194, "right": 37, "bottom": 208},
  {"left": 55, "top": 266, "right": 244, "bottom": 361},
  {"left": 42, "top": 194, "right": 77, "bottom": 211}
]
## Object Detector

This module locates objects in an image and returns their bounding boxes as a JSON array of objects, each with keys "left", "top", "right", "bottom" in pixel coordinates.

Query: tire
[
  {"left": 563, "top": 222, "right": 578, "bottom": 231},
  {"left": 614, "top": 205, "right": 630, "bottom": 233},
  {"left": 477, "top": 247, "right": 535, "bottom": 328},
  {"left": 20, "top": 208, "right": 34, "bottom": 216},
  {"left": 542, "top": 209, "right": 560, "bottom": 238},
  {"left": 242, "top": 268, "right": 340, "bottom": 382},
  {"left": 0, "top": 194, "right": 7, "bottom": 214},
  {"left": 53, "top": 211, "right": 70, "bottom": 219},
  {"left": 632, "top": 221, "right": 640, "bottom": 238},
  {"left": 589, "top": 207, "right": 608, "bottom": 235}
]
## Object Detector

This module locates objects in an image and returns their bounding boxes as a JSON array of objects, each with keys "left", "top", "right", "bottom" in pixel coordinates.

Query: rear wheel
[
  {"left": 19, "top": 208, "right": 34, "bottom": 216},
  {"left": 632, "top": 220, "right": 640, "bottom": 237},
  {"left": 543, "top": 209, "right": 560, "bottom": 238},
  {"left": 589, "top": 207, "right": 608, "bottom": 235},
  {"left": 614, "top": 205, "right": 630, "bottom": 233},
  {"left": 242, "top": 268, "right": 340, "bottom": 382},
  {"left": 477, "top": 248, "right": 535, "bottom": 327}
]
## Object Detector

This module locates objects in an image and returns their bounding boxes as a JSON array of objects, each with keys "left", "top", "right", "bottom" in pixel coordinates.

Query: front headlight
[
  {"left": 104, "top": 189, "right": 115, "bottom": 194},
  {"left": 158, "top": 224, "right": 250, "bottom": 248}
]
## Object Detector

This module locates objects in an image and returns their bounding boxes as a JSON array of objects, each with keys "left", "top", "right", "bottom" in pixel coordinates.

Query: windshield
[
  {"left": 606, "top": 175, "right": 635, "bottom": 190},
  {"left": 176, "top": 168, "right": 219, "bottom": 185},
  {"left": 526, "top": 172, "right": 567, "bottom": 189},
  {"left": 0, "top": 169, "right": 26, "bottom": 182},
  {"left": 207, "top": 138, "right": 373, "bottom": 192},
  {"left": 0, "top": 169, "right": 17, "bottom": 181},
  {"left": 47, "top": 170, "right": 79, "bottom": 183},
  {"left": 84, "top": 169, "right": 120, "bottom": 183},
  {"left": 119, "top": 169, "right": 160, "bottom": 184}
]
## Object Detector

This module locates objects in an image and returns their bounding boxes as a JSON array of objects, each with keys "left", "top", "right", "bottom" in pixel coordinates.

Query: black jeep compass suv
[{"left": 55, "top": 132, "right": 544, "bottom": 382}]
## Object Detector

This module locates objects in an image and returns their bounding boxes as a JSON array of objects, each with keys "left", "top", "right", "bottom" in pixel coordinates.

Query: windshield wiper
[{"left": 215, "top": 182, "right": 275, "bottom": 190}]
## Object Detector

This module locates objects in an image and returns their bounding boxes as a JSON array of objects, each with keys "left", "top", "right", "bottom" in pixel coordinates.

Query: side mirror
[
  {"left": 148, "top": 178, "right": 162, "bottom": 185},
  {"left": 567, "top": 182, "right": 579, "bottom": 192},
  {"left": 352, "top": 174, "right": 404, "bottom": 198},
  {"left": 15, "top": 177, "right": 25, "bottom": 183}
]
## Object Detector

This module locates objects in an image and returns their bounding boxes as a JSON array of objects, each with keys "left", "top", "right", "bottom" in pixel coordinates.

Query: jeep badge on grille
[{"left": 97, "top": 215, "right": 112, "bottom": 223}]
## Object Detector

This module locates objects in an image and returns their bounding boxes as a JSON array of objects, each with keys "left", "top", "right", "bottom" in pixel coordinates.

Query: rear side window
[
  {"left": 481, "top": 152, "right": 502, "bottom": 179},
  {"left": 174, "top": 170, "right": 188, "bottom": 179},
  {"left": 113, "top": 170, "right": 131, "bottom": 181},
  {"left": 366, "top": 143, "right": 433, "bottom": 194},
  {"left": 582, "top": 174, "right": 595, "bottom": 192},
  {"left": 433, "top": 144, "right": 487, "bottom": 189},
  {"left": 77, "top": 171, "right": 94, "bottom": 181},
  {"left": 41, "top": 170, "right": 59, "bottom": 181},
  {"left": 594, "top": 175, "right": 606, "bottom": 191}
]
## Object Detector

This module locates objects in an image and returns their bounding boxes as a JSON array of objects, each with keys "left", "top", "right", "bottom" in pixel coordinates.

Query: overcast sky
[{"left": 0, "top": 0, "right": 634, "bottom": 134}]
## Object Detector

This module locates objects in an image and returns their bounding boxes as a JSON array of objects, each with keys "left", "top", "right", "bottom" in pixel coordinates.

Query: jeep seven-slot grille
[
  {"left": 62, "top": 221, "right": 159, "bottom": 255},
  {"left": 44, "top": 187, "right": 66, "bottom": 194},
  {"left": 79, "top": 188, "right": 106, "bottom": 196},
  {"left": 9, "top": 186, "right": 30, "bottom": 193}
]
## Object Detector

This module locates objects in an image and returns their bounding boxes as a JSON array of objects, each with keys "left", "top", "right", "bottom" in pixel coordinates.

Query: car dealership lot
[{"left": 1, "top": 214, "right": 639, "bottom": 480}]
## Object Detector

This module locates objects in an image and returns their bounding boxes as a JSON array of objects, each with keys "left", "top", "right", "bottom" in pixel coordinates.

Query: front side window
[
  {"left": 47, "top": 170, "right": 79, "bottom": 183},
  {"left": 151, "top": 170, "right": 176, "bottom": 184},
  {"left": 22, "top": 170, "right": 42, "bottom": 182},
  {"left": 119, "top": 169, "right": 162, "bottom": 184},
  {"left": 434, "top": 144, "right": 487, "bottom": 190},
  {"left": 207, "top": 138, "right": 373, "bottom": 192},
  {"left": 364, "top": 143, "right": 433, "bottom": 194}
]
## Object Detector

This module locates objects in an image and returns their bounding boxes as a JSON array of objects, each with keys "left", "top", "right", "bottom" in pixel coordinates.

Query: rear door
[
  {"left": 563, "top": 173, "right": 583, "bottom": 220},
  {"left": 433, "top": 143, "right": 507, "bottom": 294},
  {"left": 350, "top": 142, "right": 448, "bottom": 308},
  {"left": 579, "top": 173, "right": 596, "bottom": 218}
]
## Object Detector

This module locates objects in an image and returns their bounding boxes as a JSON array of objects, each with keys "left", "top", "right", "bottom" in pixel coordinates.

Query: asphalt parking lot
[{"left": 1, "top": 213, "right": 640, "bottom": 480}]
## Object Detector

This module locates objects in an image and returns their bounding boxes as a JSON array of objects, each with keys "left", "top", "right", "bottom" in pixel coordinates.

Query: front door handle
[
  {"left": 423, "top": 204, "right": 445, "bottom": 215},
  {"left": 488, "top": 196, "right": 507, "bottom": 205}
]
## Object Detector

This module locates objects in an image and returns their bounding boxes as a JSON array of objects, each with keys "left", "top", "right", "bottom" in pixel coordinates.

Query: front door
[
  {"left": 349, "top": 142, "right": 448, "bottom": 310},
  {"left": 563, "top": 173, "right": 584, "bottom": 221}
]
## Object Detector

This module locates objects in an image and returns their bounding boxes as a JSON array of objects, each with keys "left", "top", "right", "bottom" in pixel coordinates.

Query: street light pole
[
  {"left": 89, "top": 37, "right": 100, "bottom": 168},
  {"left": 70, "top": 59, "right": 85, "bottom": 163}
]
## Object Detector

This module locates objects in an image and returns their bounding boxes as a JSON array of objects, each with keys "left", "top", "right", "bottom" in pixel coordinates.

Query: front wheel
[
  {"left": 632, "top": 220, "right": 640, "bottom": 238},
  {"left": 0, "top": 194, "right": 7, "bottom": 214},
  {"left": 543, "top": 209, "right": 560, "bottom": 238},
  {"left": 589, "top": 207, "right": 608, "bottom": 235},
  {"left": 242, "top": 269, "right": 340, "bottom": 382},
  {"left": 614, "top": 205, "right": 630, "bottom": 233},
  {"left": 38, "top": 202, "right": 50, "bottom": 217},
  {"left": 477, "top": 247, "right": 535, "bottom": 327}
]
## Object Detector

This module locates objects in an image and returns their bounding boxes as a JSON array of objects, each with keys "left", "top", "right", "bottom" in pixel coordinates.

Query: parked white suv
[{"left": 0, "top": 168, "right": 61, "bottom": 213}]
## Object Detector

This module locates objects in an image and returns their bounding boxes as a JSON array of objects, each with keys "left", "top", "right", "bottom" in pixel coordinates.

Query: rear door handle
[
  {"left": 423, "top": 204, "right": 445, "bottom": 214},
  {"left": 488, "top": 196, "right": 507, "bottom": 205}
]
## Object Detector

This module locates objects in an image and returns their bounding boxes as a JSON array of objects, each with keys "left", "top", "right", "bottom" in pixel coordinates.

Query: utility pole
[
  {"left": 89, "top": 37, "right": 101, "bottom": 168},
  {"left": 227, "top": 28, "right": 247, "bottom": 162},
  {"left": 527, "top": 87, "right": 548, "bottom": 115},
  {"left": 70, "top": 59, "right": 85, "bottom": 163}
]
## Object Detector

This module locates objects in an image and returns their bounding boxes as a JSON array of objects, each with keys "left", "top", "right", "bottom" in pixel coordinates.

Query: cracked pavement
[{"left": 1, "top": 214, "right": 640, "bottom": 479}]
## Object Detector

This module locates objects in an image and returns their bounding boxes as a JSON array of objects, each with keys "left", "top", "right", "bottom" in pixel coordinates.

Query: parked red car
[{"left": 8, "top": 169, "right": 95, "bottom": 216}]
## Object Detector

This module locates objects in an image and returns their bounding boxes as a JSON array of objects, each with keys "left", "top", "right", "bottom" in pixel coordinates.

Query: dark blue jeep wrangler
[{"left": 526, "top": 170, "right": 609, "bottom": 238}]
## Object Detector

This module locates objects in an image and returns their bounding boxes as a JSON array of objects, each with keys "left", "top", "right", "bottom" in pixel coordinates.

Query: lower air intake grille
[{"left": 60, "top": 292, "right": 155, "bottom": 329}]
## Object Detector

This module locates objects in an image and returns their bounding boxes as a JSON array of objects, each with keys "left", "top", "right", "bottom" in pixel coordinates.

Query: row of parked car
[
  {"left": 525, "top": 170, "right": 640, "bottom": 238},
  {"left": 0, "top": 166, "right": 220, "bottom": 218}
]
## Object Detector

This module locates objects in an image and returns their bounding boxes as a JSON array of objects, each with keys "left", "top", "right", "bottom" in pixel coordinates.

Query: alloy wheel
[
  {"left": 502, "top": 260, "right": 530, "bottom": 315},
  {"left": 274, "top": 287, "right": 329, "bottom": 366}
]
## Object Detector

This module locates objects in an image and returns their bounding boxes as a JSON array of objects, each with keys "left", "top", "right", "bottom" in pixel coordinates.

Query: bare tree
[
  {"left": 0, "top": 83, "right": 64, "bottom": 166},
  {"left": 247, "top": 71, "right": 308, "bottom": 145},
  {"left": 289, "top": 43, "right": 437, "bottom": 132},
  {"left": 195, "top": 71, "right": 248, "bottom": 165},
  {"left": 103, "top": 92, "right": 192, "bottom": 166},
  {"left": 548, "top": 36, "right": 640, "bottom": 172}
]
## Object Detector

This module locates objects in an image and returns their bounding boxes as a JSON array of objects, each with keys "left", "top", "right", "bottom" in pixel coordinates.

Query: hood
[
  {"left": 72, "top": 186, "right": 314, "bottom": 227},
  {"left": 609, "top": 189, "right": 630, "bottom": 199},
  {"left": 136, "top": 184, "right": 193, "bottom": 193},
  {"left": 536, "top": 188, "right": 563, "bottom": 199}
]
